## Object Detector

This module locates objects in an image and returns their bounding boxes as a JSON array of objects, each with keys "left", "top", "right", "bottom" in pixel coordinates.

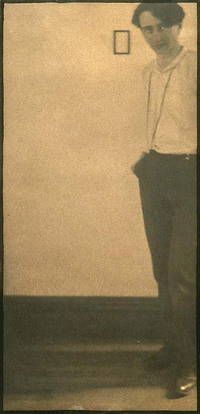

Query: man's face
[{"left": 139, "top": 11, "right": 181, "bottom": 55}]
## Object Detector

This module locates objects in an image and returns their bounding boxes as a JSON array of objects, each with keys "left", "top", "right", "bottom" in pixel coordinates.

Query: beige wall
[{"left": 3, "top": 3, "right": 197, "bottom": 296}]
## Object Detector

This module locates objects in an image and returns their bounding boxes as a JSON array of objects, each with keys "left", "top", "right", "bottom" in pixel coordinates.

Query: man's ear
[
  {"left": 171, "top": 24, "right": 182, "bottom": 37},
  {"left": 178, "top": 23, "right": 182, "bottom": 31}
]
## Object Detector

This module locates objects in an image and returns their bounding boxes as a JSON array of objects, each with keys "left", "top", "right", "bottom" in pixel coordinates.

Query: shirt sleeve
[{"left": 186, "top": 50, "right": 197, "bottom": 94}]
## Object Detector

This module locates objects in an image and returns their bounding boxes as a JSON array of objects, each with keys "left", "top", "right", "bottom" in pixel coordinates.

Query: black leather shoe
[
  {"left": 175, "top": 373, "right": 196, "bottom": 395},
  {"left": 145, "top": 345, "right": 176, "bottom": 370},
  {"left": 167, "top": 373, "right": 196, "bottom": 399}
]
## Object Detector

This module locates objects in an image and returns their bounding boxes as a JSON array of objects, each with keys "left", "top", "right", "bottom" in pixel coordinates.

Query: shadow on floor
[
  {"left": 5, "top": 346, "right": 172, "bottom": 397},
  {"left": 3, "top": 296, "right": 171, "bottom": 400}
]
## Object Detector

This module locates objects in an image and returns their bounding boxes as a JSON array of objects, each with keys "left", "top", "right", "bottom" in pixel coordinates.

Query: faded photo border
[{"left": 0, "top": 0, "right": 199, "bottom": 413}]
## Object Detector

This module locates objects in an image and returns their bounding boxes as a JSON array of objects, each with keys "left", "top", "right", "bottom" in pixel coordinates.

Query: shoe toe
[
  {"left": 177, "top": 376, "right": 196, "bottom": 394},
  {"left": 167, "top": 375, "right": 196, "bottom": 399}
]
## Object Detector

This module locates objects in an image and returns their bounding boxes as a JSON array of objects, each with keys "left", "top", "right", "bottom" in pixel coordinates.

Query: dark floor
[{"left": 3, "top": 296, "right": 197, "bottom": 411}]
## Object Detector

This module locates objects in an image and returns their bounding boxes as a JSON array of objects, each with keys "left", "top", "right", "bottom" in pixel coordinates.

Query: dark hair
[{"left": 132, "top": 3, "right": 185, "bottom": 28}]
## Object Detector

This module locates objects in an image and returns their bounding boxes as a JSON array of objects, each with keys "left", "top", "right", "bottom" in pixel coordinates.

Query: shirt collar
[{"left": 153, "top": 46, "right": 188, "bottom": 73}]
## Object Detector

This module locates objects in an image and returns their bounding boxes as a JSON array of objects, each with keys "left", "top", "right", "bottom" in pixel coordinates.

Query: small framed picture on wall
[{"left": 113, "top": 30, "right": 131, "bottom": 54}]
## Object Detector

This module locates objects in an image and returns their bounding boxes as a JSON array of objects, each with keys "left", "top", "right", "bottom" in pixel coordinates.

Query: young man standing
[{"left": 132, "top": 3, "right": 197, "bottom": 398}]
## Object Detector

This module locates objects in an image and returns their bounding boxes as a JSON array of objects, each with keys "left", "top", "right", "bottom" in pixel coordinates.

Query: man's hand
[{"left": 131, "top": 151, "right": 147, "bottom": 175}]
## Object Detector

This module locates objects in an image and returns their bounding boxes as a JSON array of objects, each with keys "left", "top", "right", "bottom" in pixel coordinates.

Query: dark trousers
[{"left": 134, "top": 150, "right": 197, "bottom": 372}]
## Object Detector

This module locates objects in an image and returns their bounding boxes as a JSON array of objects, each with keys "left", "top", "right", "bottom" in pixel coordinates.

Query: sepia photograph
[{"left": 3, "top": 1, "right": 197, "bottom": 411}]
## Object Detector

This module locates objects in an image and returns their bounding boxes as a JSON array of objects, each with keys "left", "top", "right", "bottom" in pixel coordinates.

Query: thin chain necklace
[{"left": 147, "top": 66, "right": 175, "bottom": 144}]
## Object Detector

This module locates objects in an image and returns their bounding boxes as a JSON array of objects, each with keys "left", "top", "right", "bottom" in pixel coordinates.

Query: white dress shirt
[{"left": 143, "top": 47, "right": 197, "bottom": 154}]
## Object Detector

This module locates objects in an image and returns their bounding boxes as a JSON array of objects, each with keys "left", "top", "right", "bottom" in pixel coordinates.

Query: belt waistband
[{"left": 148, "top": 150, "right": 196, "bottom": 160}]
